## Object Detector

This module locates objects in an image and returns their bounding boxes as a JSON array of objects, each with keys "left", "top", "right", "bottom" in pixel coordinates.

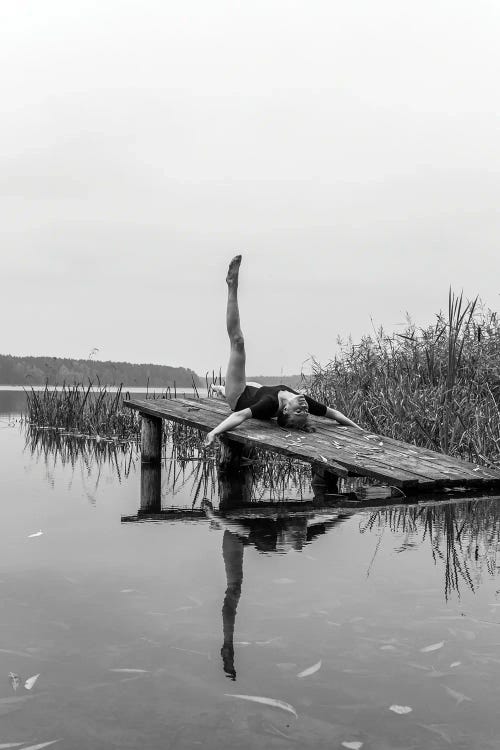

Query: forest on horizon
[
  {"left": 0, "top": 354, "right": 201, "bottom": 387},
  {"left": 0, "top": 353, "right": 304, "bottom": 389}
]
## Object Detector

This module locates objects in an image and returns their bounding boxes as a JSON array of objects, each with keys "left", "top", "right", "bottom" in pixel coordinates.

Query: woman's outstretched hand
[{"left": 204, "top": 431, "right": 217, "bottom": 448}]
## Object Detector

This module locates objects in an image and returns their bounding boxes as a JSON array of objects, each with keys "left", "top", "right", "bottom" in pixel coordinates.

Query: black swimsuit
[{"left": 234, "top": 384, "right": 327, "bottom": 421}]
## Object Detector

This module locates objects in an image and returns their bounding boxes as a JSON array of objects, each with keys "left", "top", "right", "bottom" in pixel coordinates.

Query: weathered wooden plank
[
  {"left": 310, "top": 423, "right": 494, "bottom": 487},
  {"left": 125, "top": 398, "right": 430, "bottom": 487},
  {"left": 124, "top": 397, "right": 500, "bottom": 491},
  {"left": 192, "top": 398, "right": 500, "bottom": 481},
  {"left": 177, "top": 398, "right": 492, "bottom": 483},
  {"left": 162, "top": 399, "right": 438, "bottom": 485},
  {"left": 312, "top": 422, "right": 500, "bottom": 485},
  {"left": 152, "top": 399, "right": 455, "bottom": 487}
]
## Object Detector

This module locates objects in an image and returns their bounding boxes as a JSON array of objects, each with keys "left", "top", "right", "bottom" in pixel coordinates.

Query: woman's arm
[
  {"left": 325, "top": 407, "right": 363, "bottom": 430},
  {"left": 204, "top": 408, "right": 253, "bottom": 446}
]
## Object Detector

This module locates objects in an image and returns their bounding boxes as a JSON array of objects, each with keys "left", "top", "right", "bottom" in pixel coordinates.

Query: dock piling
[
  {"left": 218, "top": 439, "right": 254, "bottom": 509},
  {"left": 140, "top": 414, "right": 162, "bottom": 463}
]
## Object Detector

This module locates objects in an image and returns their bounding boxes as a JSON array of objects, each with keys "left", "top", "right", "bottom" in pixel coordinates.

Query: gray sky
[{"left": 2, "top": 0, "right": 499, "bottom": 375}]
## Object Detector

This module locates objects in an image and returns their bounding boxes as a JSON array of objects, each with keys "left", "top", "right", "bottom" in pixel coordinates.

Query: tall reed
[
  {"left": 25, "top": 382, "right": 140, "bottom": 439},
  {"left": 305, "top": 291, "right": 500, "bottom": 466}
]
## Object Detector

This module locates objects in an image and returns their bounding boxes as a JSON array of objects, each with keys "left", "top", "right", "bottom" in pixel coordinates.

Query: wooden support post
[
  {"left": 140, "top": 414, "right": 162, "bottom": 463},
  {"left": 311, "top": 465, "right": 340, "bottom": 502},
  {"left": 140, "top": 463, "right": 162, "bottom": 514},
  {"left": 218, "top": 439, "right": 254, "bottom": 510}
]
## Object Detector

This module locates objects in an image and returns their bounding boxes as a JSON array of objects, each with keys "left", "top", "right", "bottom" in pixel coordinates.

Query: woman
[{"left": 204, "top": 255, "right": 361, "bottom": 447}]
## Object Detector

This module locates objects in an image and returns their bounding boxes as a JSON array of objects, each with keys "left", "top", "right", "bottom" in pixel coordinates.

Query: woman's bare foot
[{"left": 226, "top": 255, "right": 242, "bottom": 286}]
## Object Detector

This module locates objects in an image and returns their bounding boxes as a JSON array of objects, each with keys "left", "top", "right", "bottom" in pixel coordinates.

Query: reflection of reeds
[
  {"left": 164, "top": 423, "right": 313, "bottom": 504},
  {"left": 305, "top": 291, "right": 500, "bottom": 465},
  {"left": 24, "top": 424, "right": 138, "bottom": 502},
  {"left": 364, "top": 499, "right": 500, "bottom": 599}
]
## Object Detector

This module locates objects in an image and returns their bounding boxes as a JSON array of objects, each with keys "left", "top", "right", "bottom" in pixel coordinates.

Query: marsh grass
[
  {"left": 305, "top": 291, "right": 500, "bottom": 466},
  {"left": 25, "top": 382, "right": 140, "bottom": 439}
]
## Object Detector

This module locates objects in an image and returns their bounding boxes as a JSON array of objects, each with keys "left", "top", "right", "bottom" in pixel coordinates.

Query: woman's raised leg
[{"left": 224, "top": 255, "right": 247, "bottom": 410}]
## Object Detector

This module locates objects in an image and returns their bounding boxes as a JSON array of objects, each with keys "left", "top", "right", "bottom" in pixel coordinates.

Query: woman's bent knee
[{"left": 231, "top": 334, "right": 245, "bottom": 352}]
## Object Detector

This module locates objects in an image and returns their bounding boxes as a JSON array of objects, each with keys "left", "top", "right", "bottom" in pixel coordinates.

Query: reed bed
[
  {"left": 25, "top": 382, "right": 140, "bottom": 439},
  {"left": 305, "top": 291, "right": 500, "bottom": 467}
]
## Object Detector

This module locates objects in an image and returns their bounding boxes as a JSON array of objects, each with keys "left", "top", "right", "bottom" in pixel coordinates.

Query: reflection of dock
[
  {"left": 121, "top": 502, "right": 352, "bottom": 523},
  {"left": 125, "top": 397, "right": 500, "bottom": 494}
]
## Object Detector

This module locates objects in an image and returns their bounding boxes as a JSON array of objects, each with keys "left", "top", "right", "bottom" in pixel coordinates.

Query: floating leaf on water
[
  {"left": 8, "top": 673, "right": 20, "bottom": 692},
  {"left": 444, "top": 686, "right": 472, "bottom": 705},
  {"left": 224, "top": 694, "right": 297, "bottom": 717},
  {"left": 450, "top": 661, "right": 461, "bottom": 668},
  {"left": 255, "top": 637, "right": 281, "bottom": 646},
  {"left": 109, "top": 668, "right": 149, "bottom": 673},
  {"left": 21, "top": 741, "right": 62, "bottom": 750},
  {"left": 297, "top": 660, "right": 322, "bottom": 678},
  {"left": 389, "top": 705, "right": 412, "bottom": 714},
  {"left": 28, "top": 530, "right": 43, "bottom": 538},
  {"left": 24, "top": 673, "right": 40, "bottom": 690},
  {"left": 342, "top": 743, "right": 363, "bottom": 750},
  {"left": 420, "top": 641, "right": 444, "bottom": 653}
]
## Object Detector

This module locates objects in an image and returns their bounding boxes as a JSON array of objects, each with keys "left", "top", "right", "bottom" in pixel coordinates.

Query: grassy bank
[{"left": 305, "top": 291, "right": 500, "bottom": 467}]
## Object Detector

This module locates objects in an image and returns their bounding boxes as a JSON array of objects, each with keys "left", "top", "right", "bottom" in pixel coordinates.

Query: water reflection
[
  {"left": 23, "top": 424, "right": 500, "bottom": 607},
  {"left": 364, "top": 499, "right": 500, "bottom": 599},
  {"left": 24, "top": 424, "right": 138, "bottom": 491},
  {"left": 213, "top": 511, "right": 351, "bottom": 680}
]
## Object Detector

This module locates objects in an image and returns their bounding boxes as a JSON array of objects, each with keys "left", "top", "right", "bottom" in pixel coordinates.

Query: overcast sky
[{"left": 2, "top": 0, "right": 499, "bottom": 376}]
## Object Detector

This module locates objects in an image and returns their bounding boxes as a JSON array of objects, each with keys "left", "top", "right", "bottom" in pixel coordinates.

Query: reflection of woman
[
  {"left": 221, "top": 530, "right": 244, "bottom": 680},
  {"left": 218, "top": 515, "right": 348, "bottom": 679},
  {"left": 205, "top": 256, "right": 361, "bottom": 447}
]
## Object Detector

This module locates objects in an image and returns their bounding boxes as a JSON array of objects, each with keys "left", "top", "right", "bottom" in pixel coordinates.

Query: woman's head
[{"left": 277, "top": 395, "right": 314, "bottom": 431}]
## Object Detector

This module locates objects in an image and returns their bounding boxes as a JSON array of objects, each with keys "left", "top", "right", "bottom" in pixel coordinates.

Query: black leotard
[{"left": 234, "top": 385, "right": 327, "bottom": 421}]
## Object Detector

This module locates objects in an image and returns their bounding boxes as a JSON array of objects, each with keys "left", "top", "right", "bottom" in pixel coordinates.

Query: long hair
[{"left": 277, "top": 407, "right": 316, "bottom": 432}]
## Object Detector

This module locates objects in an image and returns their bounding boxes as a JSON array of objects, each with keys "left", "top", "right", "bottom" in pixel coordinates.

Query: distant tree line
[
  {"left": 0, "top": 354, "right": 202, "bottom": 387},
  {"left": 247, "top": 374, "right": 304, "bottom": 388}
]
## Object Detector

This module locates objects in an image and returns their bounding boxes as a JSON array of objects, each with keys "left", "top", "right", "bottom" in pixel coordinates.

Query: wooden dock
[{"left": 125, "top": 397, "right": 500, "bottom": 494}]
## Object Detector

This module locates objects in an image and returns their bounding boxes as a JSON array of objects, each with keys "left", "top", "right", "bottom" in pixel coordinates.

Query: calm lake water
[{"left": 1, "top": 390, "right": 500, "bottom": 749}]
